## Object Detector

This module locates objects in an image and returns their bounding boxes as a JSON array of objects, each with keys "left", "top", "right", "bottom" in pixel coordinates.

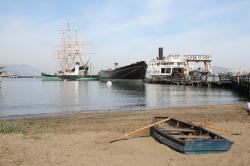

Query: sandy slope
[{"left": 0, "top": 104, "right": 250, "bottom": 166}]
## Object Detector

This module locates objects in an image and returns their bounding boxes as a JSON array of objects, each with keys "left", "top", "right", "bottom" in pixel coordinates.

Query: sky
[{"left": 0, "top": 0, "right": 249, "bottom": 73}]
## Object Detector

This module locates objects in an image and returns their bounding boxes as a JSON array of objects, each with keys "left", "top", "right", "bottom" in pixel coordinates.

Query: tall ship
[
  {"left": 99, "top": 61, "right": 147, "bottom": 83},
  {"left": 145, "top": 48, "right": 184, "bottom": 82},
  {"left": 41, "top": 21, "right": 98, "bottom": 81}
]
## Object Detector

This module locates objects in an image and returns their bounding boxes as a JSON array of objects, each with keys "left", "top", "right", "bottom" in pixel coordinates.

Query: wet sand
[{"left": 0, "top": 104, "right": 250, "bottom": 166}]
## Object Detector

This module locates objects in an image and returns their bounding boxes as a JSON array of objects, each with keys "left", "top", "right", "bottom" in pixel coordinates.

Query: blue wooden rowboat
[{"left": 150, "top": 116, "right": 234, "bottom": 154}]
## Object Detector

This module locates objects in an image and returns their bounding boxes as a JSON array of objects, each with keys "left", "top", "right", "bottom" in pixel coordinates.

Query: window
[
  {"left": 161, "top": 68, "right": 171, "bottom": 73},
  {"left": 172, "top": 68, "right": 184, "bottom": 73}
]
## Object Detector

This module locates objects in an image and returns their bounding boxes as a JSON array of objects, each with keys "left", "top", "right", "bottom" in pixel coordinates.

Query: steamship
[{"left": 99, "top": 61, "right": 147, "bottom": 83}]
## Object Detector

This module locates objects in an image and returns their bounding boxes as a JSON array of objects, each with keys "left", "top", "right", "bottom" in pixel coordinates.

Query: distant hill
[
  {"left": 212, "top": 66, "right": 231, "bottom": 73},
  {"left": 4, "top": 64, "right": 41, "bottom": 76}
]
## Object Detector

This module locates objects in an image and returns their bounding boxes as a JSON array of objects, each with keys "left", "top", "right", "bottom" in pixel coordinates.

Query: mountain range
[
  {"left": 1, "top": 64, "right": 41, "bottom": 76},
  {"left": 1, "top": 64, "right": 232, "bottom": 76},
  {"left": 212, "top": 66, "right": 231, "bottom": 73}
]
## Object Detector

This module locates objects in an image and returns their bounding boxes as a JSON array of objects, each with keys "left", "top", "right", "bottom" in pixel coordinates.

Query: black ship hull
[{"left": 99, "top": 61, "right": 147, "bottom": 83}]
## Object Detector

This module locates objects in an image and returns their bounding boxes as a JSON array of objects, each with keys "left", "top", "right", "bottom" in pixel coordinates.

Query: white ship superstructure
[{"left": 146, "top": 48, "right": 184, "bottom": 79}]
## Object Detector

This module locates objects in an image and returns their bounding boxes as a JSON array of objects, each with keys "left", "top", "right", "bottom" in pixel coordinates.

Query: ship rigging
[
  {"left": 56, "top": 21, "right": 95, "bottom": 75},
  {"left": 41, "top": 21, "right": 98, "bottom": 81}
]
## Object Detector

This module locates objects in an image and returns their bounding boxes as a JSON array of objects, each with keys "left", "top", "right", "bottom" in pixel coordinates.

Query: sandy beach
[{"left": 0, "top": 104, "right": 250, "bottom": 166}]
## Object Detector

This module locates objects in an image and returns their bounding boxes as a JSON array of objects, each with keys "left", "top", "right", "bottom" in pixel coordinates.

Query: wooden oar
[
  {"left": 192, "top": 122, "right": 240, "bottom": 135},
  {"left": 123, "top": 118, "right": 171, "bottom": 137},
  {"left": 109, "top": 117, "right": 171, "bottom": 143},
  {"left": 192, "top": 122, "right": 229, "bottom": 133}
]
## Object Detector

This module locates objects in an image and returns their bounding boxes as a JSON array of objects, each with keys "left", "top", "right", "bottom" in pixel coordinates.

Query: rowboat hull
[{"left": 150, "top": 117, "right": 234, "bottom": 154}]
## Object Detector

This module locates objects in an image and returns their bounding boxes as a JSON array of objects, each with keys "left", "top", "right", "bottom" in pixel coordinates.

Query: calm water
[{"left": 0, "top": 78, "right": 247, "bottom": 119}]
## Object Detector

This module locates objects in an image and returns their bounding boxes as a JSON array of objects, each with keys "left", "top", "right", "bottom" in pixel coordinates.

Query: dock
[
  {"left": 231, "top": 75, "right": 250, "bottom": 95},
  {"left": 145, "top": 74, "right": 250, "bottom": 95}
]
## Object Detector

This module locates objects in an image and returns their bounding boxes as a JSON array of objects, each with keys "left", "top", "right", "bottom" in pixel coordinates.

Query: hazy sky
[{"left": 0, "top": 0, "right": 249, "bottom": 73}]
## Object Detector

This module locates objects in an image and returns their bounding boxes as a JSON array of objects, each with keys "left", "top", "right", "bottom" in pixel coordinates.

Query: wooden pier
[
  {"left": 231, "top": 75, "right": 250, "bottom": 95},
  {"left": 145, "top": 74, "right": 250, "bottom": 95}
]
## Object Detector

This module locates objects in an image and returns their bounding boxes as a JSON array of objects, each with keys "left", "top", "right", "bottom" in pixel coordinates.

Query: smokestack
[{"left": 159, "top": 47, "right": 163, "bottom": 60}]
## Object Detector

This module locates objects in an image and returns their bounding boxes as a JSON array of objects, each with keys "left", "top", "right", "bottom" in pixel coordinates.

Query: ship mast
[{"left": 57, "top": 21, "right": 94, "bottom": 74}]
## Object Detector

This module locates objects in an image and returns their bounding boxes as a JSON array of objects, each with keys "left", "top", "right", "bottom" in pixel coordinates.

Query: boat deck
[{"left": 155, "top": 118, "right": 222, "bottom": 141}]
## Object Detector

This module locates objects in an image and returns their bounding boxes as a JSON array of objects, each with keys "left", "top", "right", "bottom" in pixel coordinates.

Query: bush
[{"left": 0, "top": 122, "right": 26, "bottom": 134}]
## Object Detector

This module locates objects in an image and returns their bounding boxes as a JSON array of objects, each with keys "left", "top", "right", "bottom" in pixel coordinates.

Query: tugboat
[
  {"left": 41, "top": 21, "right": 98, "bottom": 81},
  {"left": 99, "top": 61, "right": 147, "bottom": 83}
]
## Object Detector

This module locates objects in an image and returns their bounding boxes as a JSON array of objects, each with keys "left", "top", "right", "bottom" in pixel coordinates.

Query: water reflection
[
  {"left": 96, "top": 83, "right": 146, "bottom": 110},
  {"left": 55, "top": 81, "right": 81, "bottom": 112},
  {"left": 0, "top": 78, "right": 248, "bottom": 118},
  {"left": 144, "top": 84, "right": 246, "bottom": 108},
  {"left": 111, "top": 83, "right": 146, "bottom": 109}
]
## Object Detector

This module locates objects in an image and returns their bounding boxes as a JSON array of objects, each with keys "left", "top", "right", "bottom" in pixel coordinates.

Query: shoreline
[
  {"left": 0, "top": 102, "right": 246, "bottom": 120},
  {"left": 1, "top": 104, "right": 250, "bottom": 166}
]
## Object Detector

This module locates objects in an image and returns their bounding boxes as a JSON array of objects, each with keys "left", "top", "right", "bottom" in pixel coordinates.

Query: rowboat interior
[{"left": 155, "top": 117, "right": 223, "bottom": 141}]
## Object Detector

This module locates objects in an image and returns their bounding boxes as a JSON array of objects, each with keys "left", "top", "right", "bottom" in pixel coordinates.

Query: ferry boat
[
  {"left": 145, "top": 48, "right": 184, "bottom": 82},
  {"left": 41, "top": 21, "right": 98, "bottom": 81},
  {"left": 99, "top": 61, "right": 147, "bottom": 83}
]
